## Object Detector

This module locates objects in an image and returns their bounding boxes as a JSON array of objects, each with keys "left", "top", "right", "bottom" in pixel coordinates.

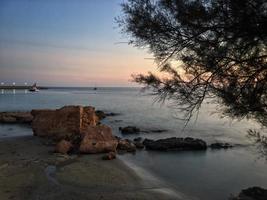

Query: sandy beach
[{"left": 0, "top": 135, "right": 179, "bottom": 200}]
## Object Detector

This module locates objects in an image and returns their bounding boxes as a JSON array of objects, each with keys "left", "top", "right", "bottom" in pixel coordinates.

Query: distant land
[
  {"left": 0, "top": 86, "right": 140, "bottom": 90},
  {"left": 0, "top": 86, "right": 48, "bottom": 90}
]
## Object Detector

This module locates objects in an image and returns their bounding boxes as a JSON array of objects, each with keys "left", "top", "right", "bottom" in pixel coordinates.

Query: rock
[
  {"left": 141, "top": 129, "right": 168, "bottom": 133},
  {"left": 133, "top": 141, "right": 144, "bottom": 149},
  {"left": 119, "top": 126, "right": 140, "bottom": 134},
  {"left": 210, "top": 142, "right": 233, "bottom": 149},
  {"left": 149, "top": 129, "right": 168, "bottom": 133},
  {"left": 115, "top": 136, "right": 121, "bottom": 141},
  {"left": 55, "top": 140, "right": 73, "bottom": 154},
  {"left": 95, "top": 110, "right": 106, "bottom": 120},
  {"left": 232, "top": 187, "right": 267, "bottom": 200},
  {"left": 0, "top": 112, "right": 33, "bottom": 124},
  {"left": 31, "top": 106, "right": 98, "bottom": 140},
  {"left": 79, "top": 125, "right": 118, "bottom": 154},
  {"left": 117, "top": 139, "right": 136, "bottom": 152},
  {"left": 105, "top": 112, "right": 120, "bottom": 117},
  {"left": 102, "top": 152, "right": 116, "bottom": 160},
  {"left": 143, "top": 137, "right": 207, "bottom": 151},
  {"left": 143, "top": 138, "right": 154, "bottom": 146},
  {"left": 95, "top": 111, "right": 120, "bottom": 120},
  {"left": 133, "top": 137, "right": 144, "bottom": 149},
  {"left": 133, "top": 137, "right": 143, "bottom": 142}
]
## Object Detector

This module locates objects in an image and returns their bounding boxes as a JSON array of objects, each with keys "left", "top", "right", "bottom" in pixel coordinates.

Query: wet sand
[{"left": 0, "top": 136, "right": 178, "bottom": 200}]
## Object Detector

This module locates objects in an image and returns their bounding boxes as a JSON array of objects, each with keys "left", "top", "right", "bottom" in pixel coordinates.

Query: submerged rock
[
  {"left": 31, "top": 106, "right": 99, "bottom": 140},
  {"left": 141, "top": 129, "right": 168, "bottom": 133},
  {"left": 55, "top": 140, "right": 73, "bottom": 154},
  {"left": 0, "top": 112, "right": 33, "bottom": 124},
  {"left": 95, "top": 110, "right": 120, "bottom": 120},
  {"left": 119, "top": 126, "right": 140, "bottom": 134},
  {"left": 143, "top": 137, "right": 207, "bottom": 151},
  {"left": 106, "top": 112, "right": 120, "bottom": 117},
  {"left": 210, "top": 142, "right": 233, "bottom": 149},
  {"left": 232, "top": 187, "right": 267, "bottom": 200},
  {"left": 79, "top": 125, "right": 118, "bottom": 154},
  {"left": 149, "top": 129, "right": 168, "bottom": 133}
]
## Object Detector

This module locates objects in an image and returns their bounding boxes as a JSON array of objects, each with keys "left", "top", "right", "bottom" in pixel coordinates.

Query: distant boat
[
  {"left": 29, "top": 83, "right": 39, "bottom": 92},
  {"left": 93, "top": 84, "right": 97, "bottom": 90}
]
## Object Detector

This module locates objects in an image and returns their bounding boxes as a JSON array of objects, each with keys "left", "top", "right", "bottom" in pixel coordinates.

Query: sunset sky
[{"left": 0, "top": 0, "right": 156, "bottom": 87}]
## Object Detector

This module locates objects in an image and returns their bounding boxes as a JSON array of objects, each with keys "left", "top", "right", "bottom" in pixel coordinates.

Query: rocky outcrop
[
  {"left": 210, "top": 142, "right": 233, "bottom": 149},
  {"left": 232, "top": 187, "right": 267, "bottom": 200},
  {"left": 0, "top": 112, "right": 33, "bottom": 124},
  {"left": 31, "top": 106, "right": 98, "bottom": 140},
  {"left": 117, "top": 139, "right": 136, "bottom": 152},
  {"left": 55, "top": 140, "right": 73, "bottom": 154},
  {"left": 143, "top": 137, "right": 207, "bottom": 151},
  {"left": 30, "top": 106, "right": 118, "bottom": 155},
  {"left": 119, "top": 126, "right": 140, "bottom": 134},
  {"left": 79, "top": 125, "right": 118, "bottom": 153}
]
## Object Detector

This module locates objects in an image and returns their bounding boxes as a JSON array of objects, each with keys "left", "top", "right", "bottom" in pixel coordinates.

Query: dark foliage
[
  {"left": 247, "top": 129, "right": 267, "bottom": 158},
  {"left": 117, "top": 0, "right": 267, "bottom": 126}
]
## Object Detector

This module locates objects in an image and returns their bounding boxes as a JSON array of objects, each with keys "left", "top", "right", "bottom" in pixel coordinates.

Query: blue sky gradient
[{"left": 0, "top": 0, "right": 155, "bottom": 86}]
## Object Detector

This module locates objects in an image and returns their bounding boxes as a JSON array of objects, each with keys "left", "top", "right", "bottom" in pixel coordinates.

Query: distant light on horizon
[{"left": 0, "top": 0, "right": 156, "bottom": 87}]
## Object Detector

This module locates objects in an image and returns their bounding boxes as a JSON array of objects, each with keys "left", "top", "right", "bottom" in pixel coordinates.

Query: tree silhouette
[{"left": 117, "top": 0, "right": 267, "bottom": 126}]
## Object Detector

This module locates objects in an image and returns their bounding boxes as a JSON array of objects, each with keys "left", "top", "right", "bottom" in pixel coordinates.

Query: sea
[{"left": 0, "top": 87, "right": 266, "bottom": 200}]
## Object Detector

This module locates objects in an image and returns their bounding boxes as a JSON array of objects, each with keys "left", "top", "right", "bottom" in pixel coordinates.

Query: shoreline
[
  {"left": 119, "top": 155, "right": 194, "bottom": 200},
  {"left": 0, "top": 104, "right": 266, "bottom": 200},
  {"left": 0, "top": 135, "right": 178, "bottom": 200}
]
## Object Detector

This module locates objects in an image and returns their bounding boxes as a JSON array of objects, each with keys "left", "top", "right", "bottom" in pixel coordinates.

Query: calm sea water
[{"left": 0, "top": 87, "right": 266, "bottom": 200}]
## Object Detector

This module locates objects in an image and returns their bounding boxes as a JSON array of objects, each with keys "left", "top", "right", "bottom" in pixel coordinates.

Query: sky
[{"left": 0, "top": 0, "right": 156, "bottom": 87}]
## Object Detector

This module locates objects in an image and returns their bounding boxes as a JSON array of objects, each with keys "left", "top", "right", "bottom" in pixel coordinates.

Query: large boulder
[
  {"left": 143, "top": 137, "right": 207, "bottom": 151},
  {"left": 0, "top": 112, "right": 33, "bottom": 124},
  {"left": 31, "top": 106, "right": 98, "bottom": 140},
  {"left": 79, "top": 125, "right": 118, "bottom": 153}
]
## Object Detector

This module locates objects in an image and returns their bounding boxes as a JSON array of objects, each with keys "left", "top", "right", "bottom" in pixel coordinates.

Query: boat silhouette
[{"left": 29, "top": 83, "right": 39, "bottom": 92}]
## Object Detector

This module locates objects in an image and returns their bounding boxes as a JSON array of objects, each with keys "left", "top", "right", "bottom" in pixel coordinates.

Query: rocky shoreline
[
  {"left": 0, "top": 136, "right": 177, "bottom": 200},
  {"left": 0, "top": 107, "right": 235, "bottom": 155},
  {"left": 0, "top": 105, "right": 266, "bottom": 200}
]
